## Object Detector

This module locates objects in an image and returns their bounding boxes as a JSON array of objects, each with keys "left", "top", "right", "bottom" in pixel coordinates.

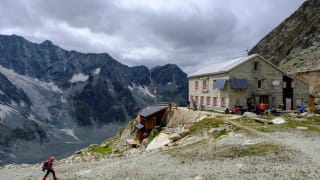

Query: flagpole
[{"left": 153, "top": 86, "right": 157, "bottom": 105}]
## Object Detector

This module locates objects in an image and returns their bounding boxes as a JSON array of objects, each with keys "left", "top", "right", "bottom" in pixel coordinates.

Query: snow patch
[
  {"left": 0, "top": 90, "right": 4, "bottom": 95},
  {"left": 60, "top": 128, "right": 81, "bottom": 142},
  {"left": 93, "top": 68, "right": 101, "bottom": 76},
  {"left": 0, "top": 65, "right": 62, "bottom": 93},
  {"left": 60, "top": 96, "right": 67, "bottom": 103},
  {"left": 0, "top": 104, "right": 16, "bottom": 120},
  {"left": 128, "top": 84, "right": 155, "bottom": 98},
  {"left": 69, "top": 73, "right": 89, "bottom": 83},
  {"left": 27, "top": 114, "right": 44, "bottom": 125}
]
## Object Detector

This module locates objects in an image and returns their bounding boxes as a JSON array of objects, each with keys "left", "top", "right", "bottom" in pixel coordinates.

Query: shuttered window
[
  {"left": 203, "top": 80, "right": 207, "bottom": 89},
  {"left": 221, "top": 97, "right": 226, "bottom": 107},
  {"left": 190, "top": 95, "right": 193, "bottom": 102},
  {"left": 206, "top": 96, "right": 211, "bottom": 105},
  {"left": 213, "top": 97, "right": 217, "bottom": 106}
]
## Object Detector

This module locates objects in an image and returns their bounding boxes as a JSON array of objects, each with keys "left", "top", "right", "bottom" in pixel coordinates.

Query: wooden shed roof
[{"left": 140, "top": 106, "right": 167, "bottom": 118}]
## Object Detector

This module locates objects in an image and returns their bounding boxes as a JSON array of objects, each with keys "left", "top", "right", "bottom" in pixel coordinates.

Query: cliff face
[{"left": 250, "top": 0, "right": 320, "bottom": 97}]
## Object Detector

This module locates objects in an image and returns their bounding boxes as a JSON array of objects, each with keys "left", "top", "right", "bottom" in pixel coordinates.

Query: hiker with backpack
[{"left": 42, "top": 156, "right": 57, "bottom": 180}]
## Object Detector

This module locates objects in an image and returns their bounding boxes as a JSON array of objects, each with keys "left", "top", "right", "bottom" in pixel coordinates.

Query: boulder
[
  {"left": 306, "top": 112, "right": 316, "bottom": 118},
  {"left": 75, "top": 151, "right": 82, "bottom": 155},
  {"left": 296, "top": 126, "right": 308, "bottom": 130},
  {"left": 243, "top": 112, "right": 258, "bottom": 119},
  {"left": 271, "top": 117, "right": 286, "bottom": 124},
  {"left": 208, "top": 127, "right": 226, "bottom": 134},
  {"left": 179, "top": 129, "right": 190, "bottom": 137}
]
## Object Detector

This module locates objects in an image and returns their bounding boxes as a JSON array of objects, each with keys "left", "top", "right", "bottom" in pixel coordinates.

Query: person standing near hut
[
  {"left": 259, "top": 102, "right": 266, "bottom": 115},
  {"left": 247, "top": 98, "right": 252, "bottom": 111}
]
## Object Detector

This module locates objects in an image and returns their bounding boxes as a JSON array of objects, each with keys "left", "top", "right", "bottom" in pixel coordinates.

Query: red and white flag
[{"left": 153, "top": 87, "right": 157, "bottom": 95}]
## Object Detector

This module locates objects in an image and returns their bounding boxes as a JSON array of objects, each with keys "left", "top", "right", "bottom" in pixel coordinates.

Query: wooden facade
[
  {"left": 139, "top": 106, "right": 168, "bottom": 131},
  {"left": 132, "top": 106, "right": 168, "bottom": 143}
]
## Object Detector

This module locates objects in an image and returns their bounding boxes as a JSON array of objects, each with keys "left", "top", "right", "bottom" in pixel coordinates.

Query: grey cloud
[
  {"left": 146, "top": 10, "right": 237, "bottom": 49},
  {"left": 0, "top": 0, "right": 306, "bottom": 74}
]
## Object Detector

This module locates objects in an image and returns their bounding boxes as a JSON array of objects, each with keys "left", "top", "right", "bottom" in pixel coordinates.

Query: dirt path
[{"left": 219, "top": 113, "right": 320, "bottom": 167}]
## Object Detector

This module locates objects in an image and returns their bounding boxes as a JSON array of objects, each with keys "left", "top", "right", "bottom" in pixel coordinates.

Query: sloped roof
[
  {"left": 135, "top": 123, "right": 144, "bottom": 129},
  {"left": 140, "top": 106, "right": 167, "bottom": 118},
  {"left": 188, "top": 54, "right": 257, "bottom": 78}
]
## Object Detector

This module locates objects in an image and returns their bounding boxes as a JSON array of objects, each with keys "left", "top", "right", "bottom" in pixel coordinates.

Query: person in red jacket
[
  {"left": 43, "top": 156, "right": 57, "bottom": 180},
  {"left": 259, "top": 102, "right": 266, "bottom": 115}
]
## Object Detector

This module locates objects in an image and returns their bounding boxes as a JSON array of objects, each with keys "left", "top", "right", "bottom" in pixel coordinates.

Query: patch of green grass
[
  {"left": 168, "top": 141, "right": 288, "bottom": 162},
  {"left": 189, "top": 118, "right": 225, "bottom": 134},
  {"left": 214, "top": 129, "right": 228, "bottom": 139},
  {"left": 252, "top": 117, "right": 320, "bottom": 133},
  {"left": 283, "top": 119, "right": 320, "bottom": 132},
  {"left": 88, "top": 141, "right": 119, "bottom": 155},
  {"left": 88, "top": 145, "right": 113, "bottom": 155},
  {"left": 259, "top": 115, "right": 273, "bottom": 120},
  {"left": 236, "top": 144, "right": 283, "bottom": 157},
  {"left": 113, "top": 149, "right": 123, "bottom": 156},
  {"left": 148, "top": 127, "right": 163, "bottom": 142},
  {"left": 256, "top": 126, "right": 276, "bottom": 132}
]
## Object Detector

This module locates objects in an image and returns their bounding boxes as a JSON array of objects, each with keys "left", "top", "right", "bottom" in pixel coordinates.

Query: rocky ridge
[
  {"left": 250, "top": 0, "right": 320, "bottom": 97},
  {"left": 0, "top": 34, "right": 188, "bottom": 165}
]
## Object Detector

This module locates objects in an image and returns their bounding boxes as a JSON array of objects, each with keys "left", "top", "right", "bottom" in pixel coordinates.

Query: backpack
[{"left": 42, "top": 161, "right": 48, "bottom": 171}]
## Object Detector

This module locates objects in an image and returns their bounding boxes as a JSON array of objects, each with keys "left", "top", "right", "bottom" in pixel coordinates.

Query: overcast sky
[{"left": 0, "top": 0, "right": 305, "bottom": 74}]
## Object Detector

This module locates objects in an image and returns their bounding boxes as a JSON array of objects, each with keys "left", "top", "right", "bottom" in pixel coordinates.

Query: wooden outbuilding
[
  {"left": 139, "top": 106, "right": 168, "bottom": 131},
  {"left": 134, "top": 123, "right": 145, "bottom": 143}
]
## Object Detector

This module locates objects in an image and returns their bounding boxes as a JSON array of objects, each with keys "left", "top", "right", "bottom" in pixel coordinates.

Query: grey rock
[
  {"left": 296, "top": 126, "right": 308, "bottom": 130},
  {"left": 168, "top": 133, "right": 182, "bottom": 142},
  {"left": 208, "top": 127, "right": 226, "bottom": 134},
  {"left": 179, "top": 129, "right": 190, "bottom": 137},
  {"left": 243, "top": 112, "right": 258, "bottom": 119}
]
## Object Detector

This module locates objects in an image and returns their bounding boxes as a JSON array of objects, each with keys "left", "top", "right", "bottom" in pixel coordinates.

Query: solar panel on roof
[
  {"left": 215, "top": 79, "right": 227, "bottom": 89},
  {"left": 231, "top": 79, "right": 250, "bottom": 89}
]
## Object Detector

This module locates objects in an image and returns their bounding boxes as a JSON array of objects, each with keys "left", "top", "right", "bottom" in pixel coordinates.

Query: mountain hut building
[{"left": 188, "top": 54, "right": 309, "bottom": 113}]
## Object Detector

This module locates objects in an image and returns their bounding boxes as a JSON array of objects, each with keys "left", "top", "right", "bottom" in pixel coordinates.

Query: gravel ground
[{"left": 1, "top": 110, "right": 320, "bottom": 180}]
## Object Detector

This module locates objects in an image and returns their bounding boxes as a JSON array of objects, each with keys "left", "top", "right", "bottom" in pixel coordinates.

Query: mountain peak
[
  {"left": 0, "top": 34, "right": 26, "bottom": 41},
  {"left": 40, "top": 40, "right": 54, "bottom": 47}
]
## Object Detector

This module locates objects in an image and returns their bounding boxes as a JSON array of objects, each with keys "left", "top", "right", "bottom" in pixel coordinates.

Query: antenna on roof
[{"left": 245, "top": 49, "right": 249, "bottom": 56}]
